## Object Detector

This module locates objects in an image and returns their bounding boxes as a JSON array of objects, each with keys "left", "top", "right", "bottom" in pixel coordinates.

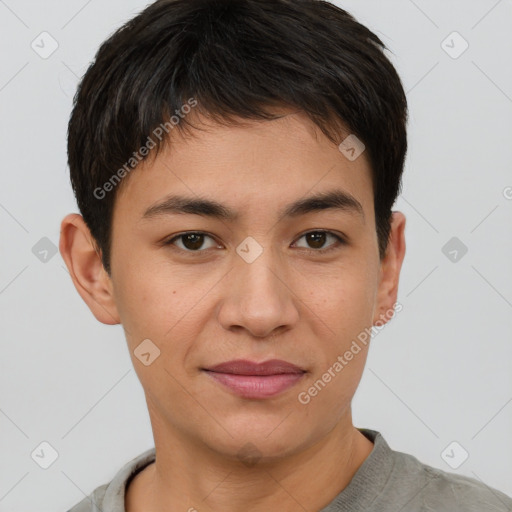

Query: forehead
[{"left": 114, "top": 111, "right": 374, "bottom": 225}]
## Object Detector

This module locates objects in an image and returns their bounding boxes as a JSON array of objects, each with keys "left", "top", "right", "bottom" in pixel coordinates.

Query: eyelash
[{"left": 162, "top": 230, "right": 346, "bottom": 256}]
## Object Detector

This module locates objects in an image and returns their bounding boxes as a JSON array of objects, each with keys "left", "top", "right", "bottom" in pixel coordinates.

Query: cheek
[
  {"left": 113, "top": 272, "right": 163, "bottom": 340},
  {"left": 112, "top": 263, "right": 217, "bottom": 360},
  {"left": 112, "top": 265, "right": 178, "bottom": 347},
  {"left": 296, "top": 343, "right": 369, "bottom": 431},
  {"left": 299, "top": 261, "right": 377, "bottom": 340},
  {"left": 114, "top": 270, "right": 205, "bottom": 399}
]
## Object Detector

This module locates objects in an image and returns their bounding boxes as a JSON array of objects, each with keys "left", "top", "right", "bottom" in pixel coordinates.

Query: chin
[{"left": 200, "top": 419, "right": 312, "bottom": 462}]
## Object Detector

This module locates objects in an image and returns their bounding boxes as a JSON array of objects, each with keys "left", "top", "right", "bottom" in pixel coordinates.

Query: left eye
[{"left": 293, "top": 231, "right": 344, "bottom": 252}]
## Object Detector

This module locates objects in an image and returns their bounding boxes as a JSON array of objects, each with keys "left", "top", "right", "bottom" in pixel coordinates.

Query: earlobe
[
  {"left": 59, "top": 213, "right": 120, "bottom": 325},
  {"left": 372, "top": 211, "right": 406, "bottom": 326}
]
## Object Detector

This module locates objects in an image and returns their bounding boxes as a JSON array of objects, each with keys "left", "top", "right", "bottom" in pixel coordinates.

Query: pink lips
[{"left": 203, "top": 359, "right": 306, "bottom": 399}]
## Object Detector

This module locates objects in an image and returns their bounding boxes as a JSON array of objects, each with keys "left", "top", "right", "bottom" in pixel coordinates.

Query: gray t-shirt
[{"left": 67, "top": 429, "right": 512, "bottom": 512}]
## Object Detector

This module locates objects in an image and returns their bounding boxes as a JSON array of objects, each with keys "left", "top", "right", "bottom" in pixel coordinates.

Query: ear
[
  {"left": 59, "top": 213, "right": 120, "bottom": 325},
  {"left": 372, "top": 211, "right": 406, "bottom": 326}
]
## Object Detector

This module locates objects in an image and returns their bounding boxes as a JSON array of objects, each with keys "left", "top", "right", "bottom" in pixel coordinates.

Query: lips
[
  {"left": 202, "top": 359, "right": 306, "bottom": 399},
  {"left": 204, "top": 359, "right": 305, "bottom": 376}
]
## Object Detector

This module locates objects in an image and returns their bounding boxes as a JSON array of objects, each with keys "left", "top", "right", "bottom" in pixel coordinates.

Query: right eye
[{"left": 163, "top": 232, "right": 221, "bottom": 252}]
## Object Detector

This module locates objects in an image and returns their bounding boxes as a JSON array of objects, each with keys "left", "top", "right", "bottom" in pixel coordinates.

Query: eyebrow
[{"left": 141, "top": 189, "right": 365, "bottom": 223}]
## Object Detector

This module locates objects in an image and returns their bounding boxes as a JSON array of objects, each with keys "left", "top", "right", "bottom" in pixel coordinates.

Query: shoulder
[
  {"left": 387, "top": 447, "right": 512, "bottom": 511},
  {"left": 421, "top": 464, "right": 512, "bottom": 511}
]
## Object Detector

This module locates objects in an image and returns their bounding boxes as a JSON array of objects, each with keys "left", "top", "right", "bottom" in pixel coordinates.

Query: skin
[{"left": 60, "top": 109, "right": 406, "bottom": 512}]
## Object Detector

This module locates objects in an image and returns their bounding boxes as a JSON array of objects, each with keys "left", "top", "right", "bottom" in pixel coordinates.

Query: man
[{"left": 59, "top": 0, "right": 512, "bottom": 510}]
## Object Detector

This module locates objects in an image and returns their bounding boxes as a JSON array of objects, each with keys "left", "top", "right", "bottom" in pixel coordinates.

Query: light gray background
[{"left": 1, "top": 1, "right": 511, "bottom": 511}]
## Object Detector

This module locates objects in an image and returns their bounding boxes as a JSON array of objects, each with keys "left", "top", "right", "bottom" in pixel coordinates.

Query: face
[{"left": 62, "top": 110, "right": 405, "bottom": 463}]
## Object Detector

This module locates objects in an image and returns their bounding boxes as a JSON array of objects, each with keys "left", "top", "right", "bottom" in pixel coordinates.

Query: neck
[{"left": 126, "top": 405, "right": 374, "bottom": 512}]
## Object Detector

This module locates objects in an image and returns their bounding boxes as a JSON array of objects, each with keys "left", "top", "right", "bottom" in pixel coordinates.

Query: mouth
[{"left": 202, "top": 359, "right": 306, "bottom": 399}]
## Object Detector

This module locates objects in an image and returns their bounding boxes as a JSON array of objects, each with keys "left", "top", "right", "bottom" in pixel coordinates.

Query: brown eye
[
  {"left": 181, "top": 233, "right": 205, "bottom": 250},
  {"left": 165, "top": 232, "right": 218, "bottom": 252},
  {"left": 305, "top": 232, "right": 327, "bottom": 249},
  {"left": 294, "top": 230, "right": 345, "bottom": 253}
]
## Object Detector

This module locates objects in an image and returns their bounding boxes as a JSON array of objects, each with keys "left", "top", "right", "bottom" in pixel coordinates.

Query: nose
[{"left": 216, "top": 246, "right": 300, "bottom": 339}]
